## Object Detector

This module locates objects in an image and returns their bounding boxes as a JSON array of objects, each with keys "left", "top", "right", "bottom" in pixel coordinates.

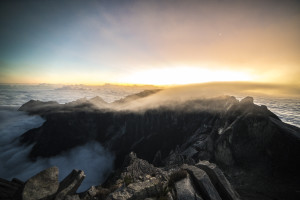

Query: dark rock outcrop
[
  {"left": 0, "top": 178, "right": 24, "bottom": 200},
  {"left": 55, "top": 169, "right": 85, "bottom": 200},
  {"left": 0, "top": 153, "right": 241, "bottom": 200},
  {"left": 14, "top": 94, "right": 300, "bottom": 199},
  {"left": 22, "top": 166, "right": 59, "bottom": 200},
  {"left": 0, "top": 167, "right": 85, "bottom": 200},
  {"left": 181, "top": 164, "right": 222, "bottom": 200},
  {"left": 175, "top": 175, "right": 203, "bottom": 200},
  {"left": 195, "top": 161, "right": 240, "bottom": 200}
]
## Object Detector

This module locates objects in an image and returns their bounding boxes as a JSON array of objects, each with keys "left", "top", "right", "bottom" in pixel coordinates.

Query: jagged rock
[
  {"left": 18, "top": 100, "right": 60, "bottom": 114},
  {"left": 164, "top": 150, "right": 186, "bottom": 167},
  {"left": 106, "top": 177, "right": 163, "bottom": 200},
  {"left": 104, "top": 152, "right": 167, "bottom": 200},
  {"left": 16, "top": 94, "right": 300, "bottom": 199},
  {"left": 2, "top": 152, "right": 242, "bottom": 200},
  {"left": 64, "top": 194, "right": 81, "bottom": 200},
  {"left": 22, "top": 166, "right": 59, "bottom": 200},
  {"left": 80, "top": 185, "right": 111, "bottom": 200},
  {"left": 166, "top": 192, "right": 174, "bottom": 200},
  {"left": 112, "top": 89, "right": 161, "bottom": 106},
  {"left": 55, "top": 169, "right": 85, "bottom": 200},
  {"left": 0, "top": 177, "right": 24, "bottom": 200},
  {"left": 152, "top": 150, "right": 162, "bottom": 166},
  {"left": 195, "top": 161, "right": 240, "bottom": 200},
  {"left": 121, "top": 152, "right": 167, "bottom": 182},
  {"left": 175, "top": 175, "right": 203, "bottom": 200},
  {"left": 240, "top": 96, "right": 254, "bottom": 104},
  {"left": 181, "top": 164, "right": 222, "bottom": 200},
  {"left": 88, "top": 96, "right": 108, "bottom": 108}
]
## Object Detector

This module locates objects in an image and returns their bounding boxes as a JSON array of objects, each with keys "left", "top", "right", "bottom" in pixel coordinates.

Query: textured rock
[
  {"left": 175, "top": 175, "right": 203, "bottom": 200},
  {"left": 55, "top": 169, "right": 85, "bottom": 200},
  {"left": 152, "top": 150, "right": 162, "bottom": 166},
  {"left": 182, "top": 164, "right": 222, "bottom": 200},
  {"left": 240, "top": 96, "right": 254, "bottom": 104},
  {"left": 22, "top": 166, "right": 59, "bottom": 200},
  {"left": 1, "top": 152, "right": 242, "bottom": 200},
  {"left": 121, "top": 152, "right": 167, "bottom": 182},
  {"left": 16, "top": 94, "right": 300, "bottom": 199},
  {"left": 106, "top": 177, "right": 162, "bottom": 200},
  {"left": 0, "top": 178, "right": 24, "bottom": 200},
  {"left": 80, "top": 185, "right": 111, "bottom": 200},
  {"left": 195, "top": 161, "right": 240, "bottom": 200},
  {"left": 64, "top": 194, "right": 81, "bottom": 200}
]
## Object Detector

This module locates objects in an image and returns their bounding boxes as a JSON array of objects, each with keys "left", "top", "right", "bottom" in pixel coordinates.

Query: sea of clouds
[
  {"left": 0, "top": 84, "right": 156, "bottom": 191},
  {"left": 0, "top": 108, "right": 114, "bottom": 192},
  {"left": 0, "top": 84, "right": 299, "bottom": 192}
]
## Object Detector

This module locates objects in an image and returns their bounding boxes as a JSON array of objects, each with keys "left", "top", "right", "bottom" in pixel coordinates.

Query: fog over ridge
[
  {"left": 0, "top": 109, "right": 114, "bottom": 192},
  {"left": 0, "top": 82, "right": 299, "bottom": 194}
]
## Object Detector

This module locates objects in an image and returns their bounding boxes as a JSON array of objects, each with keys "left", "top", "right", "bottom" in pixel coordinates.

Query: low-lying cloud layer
[
  {"left": 114, "top": 82, "right": 300, "bottom": 111},
  {"left": 0, "top": 109, "right": 114, "bottom": 192}
]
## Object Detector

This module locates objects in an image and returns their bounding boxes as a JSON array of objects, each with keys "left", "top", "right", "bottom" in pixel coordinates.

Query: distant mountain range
[{"left": 2, "top": 89, "right": 299, "bottom": 200}]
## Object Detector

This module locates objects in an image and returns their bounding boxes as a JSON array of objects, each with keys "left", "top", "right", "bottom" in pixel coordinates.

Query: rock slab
[
  {"left": 182, "top": 164, "right": 222, "bottom": 200},
  {"left": 175, "top": 175, "right": 203, "bottom": 200},
  {"left": 22, "top": 166, "right": 59, "bottom": 200},
  {"left": 196, "top": 160, "right": 240, "bottom": 200}
]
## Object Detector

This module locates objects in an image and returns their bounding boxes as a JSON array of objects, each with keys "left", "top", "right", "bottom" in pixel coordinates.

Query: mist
[
  {"left": 112, "top": 82, "right": 300, "bottom": 111},
  {"left": 0, "top": 108, "right": 114, "bottom": 192}
]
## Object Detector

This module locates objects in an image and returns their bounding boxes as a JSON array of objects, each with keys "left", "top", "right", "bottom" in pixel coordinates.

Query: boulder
[
  {"left": 181, "top": 164, "right": 222, "bottom": 200},
  {"left": 195, "top": 161, "right": 240, "bottom": 200},
  {"left": 0, "top": 177, "right": 24, "bottom": 200},
  {"left": 106, "top": 177, "right": 163, "bottom": 200},
  {"left": 22, "top": 166, "right": 59, "bottom": 200},
  {"left": 121, "top": 152, "right": 167, "bottom": 182},
  {"left": 240, "top": 96, "right": 254, "bottom": 105},
  {"left": 55, "top": 169, "right": 85, "bottom": 200},
  {"left": 80, "top": 185, "right": 111, "bottom": 200},
  {"left": 64, "top": 195, "right": 81, "bottom": 200},
  {"left": 175, "top": 175, "right": 203, "bottom": 200}
]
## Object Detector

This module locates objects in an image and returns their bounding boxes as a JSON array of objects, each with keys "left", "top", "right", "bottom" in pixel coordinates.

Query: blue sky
[{"left": 0, "top": 0, "right": 299, "bottom": 85}]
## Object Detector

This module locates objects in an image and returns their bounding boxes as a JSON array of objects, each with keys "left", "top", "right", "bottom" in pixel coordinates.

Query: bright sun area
[{"left": 120, "top": 67, "right": 252, "bottom": 85}]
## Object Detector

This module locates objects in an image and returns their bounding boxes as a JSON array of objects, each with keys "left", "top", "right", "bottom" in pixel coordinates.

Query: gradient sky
[{"left": 0, "top": 0, "right": 299, "bottom": 85}]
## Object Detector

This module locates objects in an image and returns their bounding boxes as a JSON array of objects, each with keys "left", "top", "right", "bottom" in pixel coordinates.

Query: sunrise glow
[
  {"left": 120, "top": 67, "right": 252, "bottom": 85},
  {"left": 0, "top": 0, "right": 299, "bottom": 86}
]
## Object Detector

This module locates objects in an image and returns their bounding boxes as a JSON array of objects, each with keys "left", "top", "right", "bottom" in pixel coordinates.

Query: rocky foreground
[
  {"left": 1, "top": 90, "right": 300, "bottom": 199},
  {"left": 1, "top": 152, "right": 241, "bottom": 200}
]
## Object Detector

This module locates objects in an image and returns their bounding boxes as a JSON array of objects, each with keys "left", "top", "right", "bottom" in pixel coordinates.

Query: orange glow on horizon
[{"left": 118, "top": 67, "right": 253, "bottom": 86}]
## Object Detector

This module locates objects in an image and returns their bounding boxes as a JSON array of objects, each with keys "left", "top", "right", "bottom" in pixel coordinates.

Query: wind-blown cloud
[{"left": 0, "top": 109, "right": 114, "bottom": 192}]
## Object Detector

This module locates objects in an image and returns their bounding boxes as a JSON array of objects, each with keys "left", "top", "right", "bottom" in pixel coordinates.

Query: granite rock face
[
  {"left": 10, "top": 92, "right": 300, "bottom": 199},
  {"left": 22, "top": 166, "right": 59, "bottom": 200},
  {"left": 175, "top": 175, "right": 203, "bottom": 200},
  {"left": 195, "top": 161, "right": 240, "bottom": 200},
  {"left": 55, "top": 169, "right": 85, "bottom": 200},
  {"left": 0, "top": 178, "right": 24, "bottom": 200},
  {"left": 1, "top": 167, "right": 85, "bottom": 200},
  {"left": 0, "top": 153, "right": 241, "bottom": 200}
]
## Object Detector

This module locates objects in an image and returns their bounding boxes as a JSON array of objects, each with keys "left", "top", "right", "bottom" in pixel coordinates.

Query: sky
[{"left": 0, "top": 0, "right": 299, "bottom": 85}]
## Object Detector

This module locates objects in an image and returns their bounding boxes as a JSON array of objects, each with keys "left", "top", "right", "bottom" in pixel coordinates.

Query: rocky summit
[
  {"left": 1, "top": 90, "right": 300, "bottom": 199},
  {"left": 1, "top": 152, "right": 241, "bottom": 200}
]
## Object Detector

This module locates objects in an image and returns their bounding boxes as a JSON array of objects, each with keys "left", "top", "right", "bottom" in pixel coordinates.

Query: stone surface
[
  {"left": 15, "top": 93, "right": 300, "bottom": 199},
  {"left": 106, "top": 177, "right": 162, "bottom": 200},
  {"left": 121, "top": 152, "right": 167, "bottom": 181},
  {"left": 182, "top": 164, "right": 222, "bottom": 200},
  {"left": 196, "top": 160, "right": 240, "bottom": 200},
  {"left": 55, "top": 169, "right": 85, "bottom": 200},
  {"left": 175, "top": 175, "right": 203, "bottom": 200},
  {"left": 0, "top": 177, "right": 24, "bottom": 200},
  {"left": 1, "top": 152, "right": 243, "bottom": 200},
  {"left": 22, "top": 166, "right": 59, "bottom": 200},
  {"left": 64, "top": 194, "right": 81, "bottom": 200}
]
